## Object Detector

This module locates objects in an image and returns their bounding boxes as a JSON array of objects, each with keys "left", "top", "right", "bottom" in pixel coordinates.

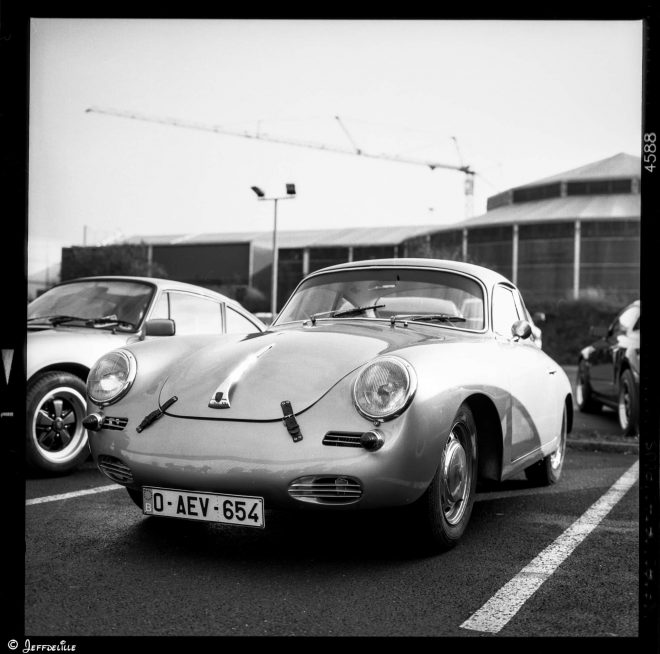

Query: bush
[{"left": 525, "top": 297, "right": 627, "bottom": 365}]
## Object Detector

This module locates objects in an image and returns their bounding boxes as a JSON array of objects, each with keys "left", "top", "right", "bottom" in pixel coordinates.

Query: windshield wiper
[
  {"left": 27, "top": 314, "right": 136, "bottom": 330},
  {"left": 90, "top": 317, "right": 137, "bottom": 330},
  {"left": 28, "top": 314, "right": 90, "bottom": 325},
  {"left": 390, "top": 313, "right": 467, "bottom": 326},
  {"left": 309, "top": 304, "right": 386, "bottom": 324}
]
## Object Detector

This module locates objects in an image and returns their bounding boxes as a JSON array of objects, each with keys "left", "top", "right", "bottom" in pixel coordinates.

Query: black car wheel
[
  {"left": 26, "top": 371, "right": 90, "bottom": 475},
  {"left": 525, "top": 405, "right": 567, "bottom": 486},
  {"left": 576, "top": 362, "right": 601, "bottom": 413},
  {"left": 618, "top": 369, "right": 639, "bottom": 437},
  {"left": 414, "top": 403, "right": 477, "bottom": 552}
]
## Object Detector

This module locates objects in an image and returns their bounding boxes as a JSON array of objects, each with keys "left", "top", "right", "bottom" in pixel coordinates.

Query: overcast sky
[{"left": 28, "top": 19, "right": 644, "bottom": 277}]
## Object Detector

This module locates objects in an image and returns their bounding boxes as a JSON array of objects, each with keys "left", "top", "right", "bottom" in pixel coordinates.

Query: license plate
[{"left": 142, "top": 487, "right": 265, "bottom": 528}]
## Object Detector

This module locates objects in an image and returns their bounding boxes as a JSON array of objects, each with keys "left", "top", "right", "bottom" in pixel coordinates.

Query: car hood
[
  {"left": 26, "top": 326, "right": 136, "bottom": 379},
  {"left": 160, "top": 321, "right": 447, "bottom": 421}
]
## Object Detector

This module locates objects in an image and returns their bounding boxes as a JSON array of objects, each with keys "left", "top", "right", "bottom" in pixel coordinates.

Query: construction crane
[{"left": 85, "top": 106, "right": 477, "bottom": 217}]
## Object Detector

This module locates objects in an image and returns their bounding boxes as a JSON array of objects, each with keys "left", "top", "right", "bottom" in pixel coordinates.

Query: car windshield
[
  {"left": 275, "top": 267, "right": 485, "bottom": 330},
  {"left": 27, "top": 280, "right": 155, "bottom": 331}
]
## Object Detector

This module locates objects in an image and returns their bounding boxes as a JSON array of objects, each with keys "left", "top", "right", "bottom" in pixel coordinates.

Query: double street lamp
[{"left": 251, "top": 183, "right": 297, "bottom": 318}]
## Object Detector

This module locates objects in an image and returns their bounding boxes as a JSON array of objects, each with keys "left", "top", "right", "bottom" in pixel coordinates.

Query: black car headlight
[
  {"left": 353, "top": 356, "right": 417, "bottom": 421},
  {"left": 87, "top": 349, "right": 137, "bottom": 406}
]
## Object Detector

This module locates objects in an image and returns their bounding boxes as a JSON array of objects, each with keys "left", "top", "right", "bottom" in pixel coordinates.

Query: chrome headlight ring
[
  {"left": 352, "top": 356, "right": 417, "bottom": 421},
  {"left": 87, "top": 349, "right": 137, "bottom": 407}
]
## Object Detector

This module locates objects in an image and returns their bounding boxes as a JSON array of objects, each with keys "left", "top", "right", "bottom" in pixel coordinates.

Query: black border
[{"left": 4, "top": 3, "right": 658, "bottom": 652}]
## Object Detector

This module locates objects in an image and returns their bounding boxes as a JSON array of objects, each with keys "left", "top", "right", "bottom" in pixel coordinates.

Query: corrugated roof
[
  {"left": 450, "top": 193, "right": 640, "bottom": 230},
  {"left": 119, "top": 224, "right": 445, "bottom": 248},
  {"left": 517, "top": 152, "right": 641, "bottom": 187}
]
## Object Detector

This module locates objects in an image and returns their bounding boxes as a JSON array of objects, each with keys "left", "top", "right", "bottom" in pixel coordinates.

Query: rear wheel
[
  {"left": 414, "top": 403, "right": 477, "bottom": 552},
  {"left": 26, "top": 371, "right": 90, "bottom": 475},
  {"left": 618, "top": 369, "right": 639, "bottom": 437},
  {"left": 576, "top": 362, "right": 600, "bottom": 413},
  {"left": 525, "top": 405, "right": 567, "bottom": 486}
]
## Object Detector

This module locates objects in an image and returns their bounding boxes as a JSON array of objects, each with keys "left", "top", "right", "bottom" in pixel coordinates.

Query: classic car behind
[
  {"left": 86, "top": 259, "right": 572, "bottom": 551},
  {"left": 576, "top": 299, "right": 640, "bottom": 436},
  {"left": 27, "top": 276, "right": 265, "bottom": 475}
]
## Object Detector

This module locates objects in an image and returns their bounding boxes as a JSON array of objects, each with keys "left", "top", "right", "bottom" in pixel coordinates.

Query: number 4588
[{"left": 644, "top": 133, "right": 656, "bottom": 172}]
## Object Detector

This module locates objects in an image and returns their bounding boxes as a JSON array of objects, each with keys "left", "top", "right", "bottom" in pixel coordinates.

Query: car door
[
  {"left": 492, "top": 284, "right": 562, "bottom": 464},
  {"left": 589, "top": 304, "right": 639, "bottom": 402}
]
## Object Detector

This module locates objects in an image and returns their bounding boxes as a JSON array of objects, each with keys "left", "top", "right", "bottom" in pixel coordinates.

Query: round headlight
[
  {"left": 87, "top": 349, "right": 137, "bottom": 406},
  {"left": 353, "top": 356, "right": 416, "bottom": 421}
]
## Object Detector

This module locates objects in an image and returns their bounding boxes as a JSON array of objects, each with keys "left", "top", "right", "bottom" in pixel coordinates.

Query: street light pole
[
  {"left": 251, "top": 184, "right": 296, "bottom": 318},
  {"left": 271, "top": 198, "right": 279, "bottom": 318}
]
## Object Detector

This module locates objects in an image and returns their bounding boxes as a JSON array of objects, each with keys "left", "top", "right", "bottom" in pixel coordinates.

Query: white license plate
[{"left": 142, "top": 487, "right": 265, "bottom": 528}]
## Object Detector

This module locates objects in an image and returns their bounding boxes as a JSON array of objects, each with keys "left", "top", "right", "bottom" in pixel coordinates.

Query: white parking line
[
  {"left": 460, "top": 459, "right": 639, "bottom": 634},
  {"left": 26, "top": 484, "right": 123, "bottom": 506}
]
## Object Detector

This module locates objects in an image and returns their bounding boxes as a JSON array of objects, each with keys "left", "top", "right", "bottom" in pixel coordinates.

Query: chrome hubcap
[{"left": 441, "top": 426, "right": 471, "bottom": 525}]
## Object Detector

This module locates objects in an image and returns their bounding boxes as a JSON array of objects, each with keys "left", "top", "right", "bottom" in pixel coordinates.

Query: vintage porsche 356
[{"left": 85, "top": 259, "right": 571, "bottom": 551}]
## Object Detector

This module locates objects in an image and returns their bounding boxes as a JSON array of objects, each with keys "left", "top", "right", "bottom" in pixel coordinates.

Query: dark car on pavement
[{"left": 576, "top": 300, "right": 640, "bottom": 436}]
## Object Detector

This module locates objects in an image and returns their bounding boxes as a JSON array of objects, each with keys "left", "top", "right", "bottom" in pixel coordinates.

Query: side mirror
[
  {"left": 589, "top": 325, "right": 608, "bottom": 339},
  {"left": 145, "top": 318, "right": 176, "bottom": 336},
  {"left": 511, "top": 319, "right": 532, "bottom": 341}
]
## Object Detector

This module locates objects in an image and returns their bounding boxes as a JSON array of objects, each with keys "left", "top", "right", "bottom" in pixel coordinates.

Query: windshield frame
[
  {"left": 273, "top": 264, "right": 489, "bottom": 333},
  {"left": 27, "top": 278, "right": 158, "bottom": 333}
]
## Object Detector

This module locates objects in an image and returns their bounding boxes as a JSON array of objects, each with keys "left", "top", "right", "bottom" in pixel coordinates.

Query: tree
[{"left": 60, "top": 243, "right": 168, "bottom": 280}]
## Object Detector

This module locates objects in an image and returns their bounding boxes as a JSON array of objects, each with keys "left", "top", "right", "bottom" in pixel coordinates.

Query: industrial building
[
  {"left": 58, "top": 152, "right": 640, "bottom": 310},
  {"left": 405, "top": 152, "right": 641, "bottom": 303}
]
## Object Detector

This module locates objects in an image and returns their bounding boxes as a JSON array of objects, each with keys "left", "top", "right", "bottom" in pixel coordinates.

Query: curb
[{"left": 567, "top": 438, "right": 639, "bottom": 454}]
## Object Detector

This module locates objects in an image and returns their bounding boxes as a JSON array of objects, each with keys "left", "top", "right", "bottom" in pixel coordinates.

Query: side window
[
  {"left": 169, "top": 292, "right": 223, "bottom": 335},
  {"left": 492, "top": 285, "right": 520, "bottom": 337},
  {"left": 226, "top": 307, "right": 260, "bottom": 334},
  {"left": 150, "top": 292, "right": 170, "bottom": 320},
  {"left": 614, "top": 306, "right": 639, "bottom": 334}
]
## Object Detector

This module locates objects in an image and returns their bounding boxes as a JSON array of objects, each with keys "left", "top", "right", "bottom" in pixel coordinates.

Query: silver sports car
[{"left": 86, "top": 259, "right": 572, "bottom": 551}]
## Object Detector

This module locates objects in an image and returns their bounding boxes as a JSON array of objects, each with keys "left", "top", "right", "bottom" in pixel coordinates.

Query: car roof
[
  {"left": 314, "top": 258, "right": 513, "bottom": 288},
  {"left": 53, "top": 276, "right": 242, "bottom": 308}
]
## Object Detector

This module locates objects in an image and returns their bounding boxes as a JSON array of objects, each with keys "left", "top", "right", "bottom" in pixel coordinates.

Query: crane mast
[{"left": 85, "top": 106, "right": 476, "bottom": 217}]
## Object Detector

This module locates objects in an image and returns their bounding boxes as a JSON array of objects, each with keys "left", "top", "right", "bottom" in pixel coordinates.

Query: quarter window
[
  {"left": 150, "top": 292, "right": 170, "bottom": 320},
  {"left": 226, "top": 307, "right": 259, "bottom": 334},
  {"left": 492, "top": 285, "right": 520, "bottom": 337}
]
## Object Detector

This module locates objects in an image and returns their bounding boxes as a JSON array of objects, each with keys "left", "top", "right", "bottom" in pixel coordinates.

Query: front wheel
[
  {"left": 525, "top": 405, "right": 567, "bottom": 486},
  {"left": 414, "top": 403, "right": 478, "bottom": 552},
  {"left": 618, "top": 369, "right": 639, "bottom": 437},
  {"left": 26, "top": 371, "right": 90, "bottom": 475}
]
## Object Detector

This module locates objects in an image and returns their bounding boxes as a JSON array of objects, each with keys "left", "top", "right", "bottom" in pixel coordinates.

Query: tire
[
  {"left": 26, "top": 371, "right": 90, "bottom": 475},
  {"left": 127, "top": 487, "right": 144, "bottom": 510},
  {"left": 617, "top": 369, "right": 639, "bottom": 437},
  {"left": 414, "top": 403, "right": 478, "bottom": 552},
  {"left": 575, "top": 362, "right": 601, "bottom": 413},
  {"left": 525, "top": 405, "right": 567, "bottom": 486}
]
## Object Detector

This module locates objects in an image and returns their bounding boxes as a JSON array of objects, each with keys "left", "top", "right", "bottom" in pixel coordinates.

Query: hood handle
[{"left": 281, "top": 400, "right": 303, "bottom": 443}]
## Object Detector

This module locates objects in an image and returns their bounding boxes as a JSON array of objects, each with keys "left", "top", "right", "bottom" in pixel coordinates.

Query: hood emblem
[{"left": 208, "top": 344, "right": 274, "bottom": 409}]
